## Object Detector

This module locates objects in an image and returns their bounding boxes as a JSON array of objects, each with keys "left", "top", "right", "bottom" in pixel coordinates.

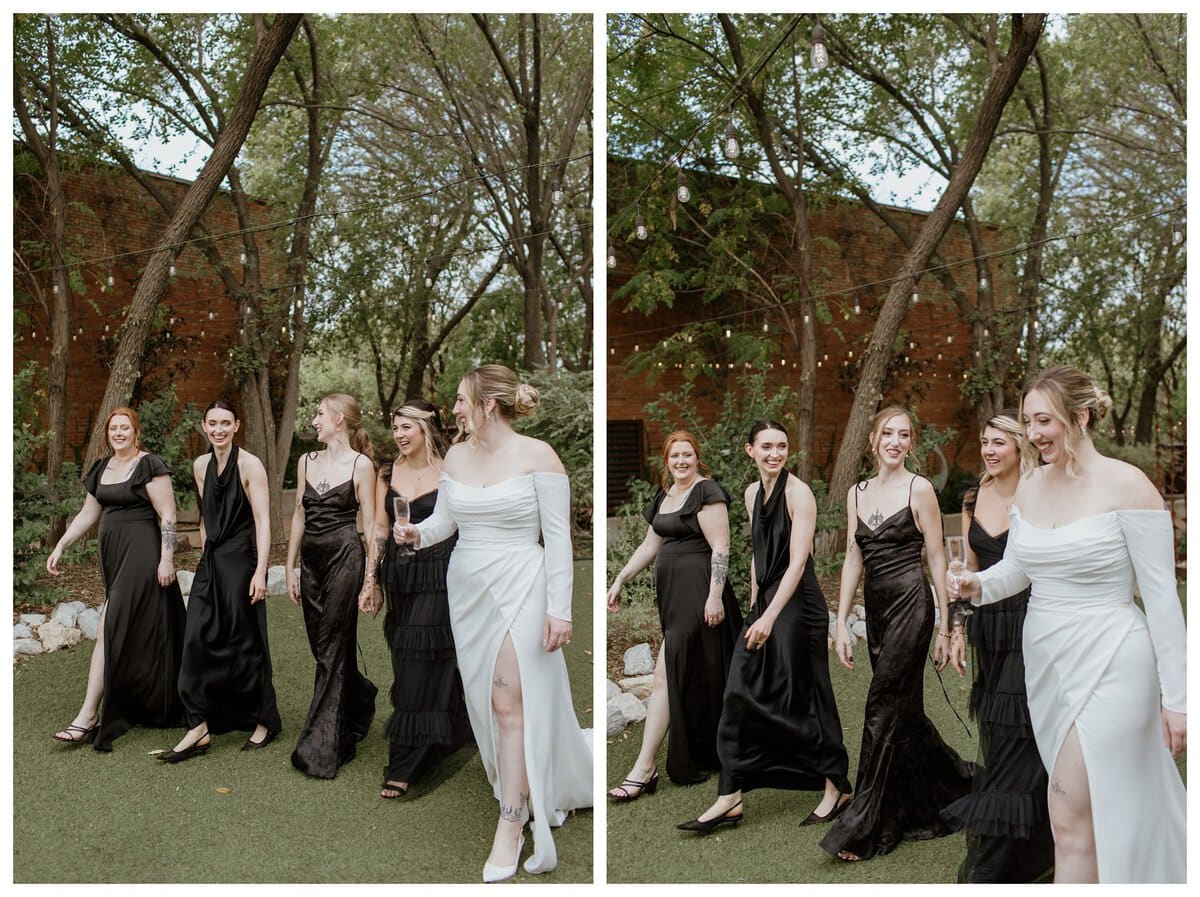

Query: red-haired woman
[{"left": 46, "top": 406, "right": 186, "bottom": 751}]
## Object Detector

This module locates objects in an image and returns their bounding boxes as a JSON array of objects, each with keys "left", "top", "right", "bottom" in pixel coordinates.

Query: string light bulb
[
  {"left": 853, "top": 300, "right": 861, "bottom": 314},
  {"left": 424, "top": 270, "right": 434, "bottom": 288},
  {"left": 676, "top": 170, "right": 691, "bottom": 204},
  {"left": 723, "top": 117, "right": 740, "bottom": 160},
  {"left": 979, "top": 274, "right": 988, "bottom": 290},
  {"left": 331, "top": 213, "right": 340, "bottom": 246},
  {"left": 635, "top": 213, "right": 647, "bottom": 241},
  {"left": 606, "top": 243, "right": 617, "bottom": 268},
  {"left": 169, "top": 263, "right": 177, "bottom": 277},
  {"left": 551, "top": 180, "right": 564, "bottom": 205},
  {"left": 911, "top": 290, "right": 918, "bottom": 303},
  {"left": 107, "top": 270, "right": 115, "bottom": 288},
  {"left": 430, "top": 204, "right": 440, "bottom": 228},
  {"left": 810, "top": 22, "right": 829, "bottom": 70},
  {"left": 240, "top": 249, "right": 247, "bottom": 265}
]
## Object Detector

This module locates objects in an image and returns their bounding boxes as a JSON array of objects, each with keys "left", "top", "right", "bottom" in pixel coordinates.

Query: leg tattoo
[{"left": 494, "top": 675, "right": 508, "bottom": 688}]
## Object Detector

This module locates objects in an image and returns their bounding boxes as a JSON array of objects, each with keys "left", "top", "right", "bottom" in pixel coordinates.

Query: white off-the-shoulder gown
[
  {"left": 976, "top": 509, "right": 1186, "bottom": 883},
  {"left": 415, "top": 471, "right": 593, "bottom": 876}
]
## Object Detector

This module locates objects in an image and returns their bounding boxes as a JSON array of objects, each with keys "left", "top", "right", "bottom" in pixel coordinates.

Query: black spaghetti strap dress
[
  {"left": 379, "top": 484, "right": 472, "bottom": 786},
  {"left": 644, "top": 479, "right": 743, "bottom": 785},
  {"left": 940, "top": 506, "right": 1054, "bottom": 882},
  {"left": 821, "top": 476, "right": 973, "bottom": 860},
  {"left": 291, "top": 454, "right": 378, "bottom": 778},
  {"left": 82, "top": 454, "right": 186, "bottom": 751},
  {"left": 178, "top": 445, "right": 282, "bottom": 740},
  {"left": 716, "top": 470, "right": 851, "bottom": 796}
]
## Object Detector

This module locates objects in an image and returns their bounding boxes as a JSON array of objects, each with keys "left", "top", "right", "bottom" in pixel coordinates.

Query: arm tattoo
[
  {"left": 161, "top": 520, "right": 176, "bottom": 552},
  {"left": 710, "top": 551, "right": 729, "bottom": 588},
  {"left": 374, "top": 536, "right": 387, "bottom": 560}
]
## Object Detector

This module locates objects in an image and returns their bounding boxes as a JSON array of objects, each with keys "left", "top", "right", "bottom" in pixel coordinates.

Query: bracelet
[{"left": 936, "top": 632, "right": 951, "bottom": 640}]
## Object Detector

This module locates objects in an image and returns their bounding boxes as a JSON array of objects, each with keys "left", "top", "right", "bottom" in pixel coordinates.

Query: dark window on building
[{"left": 608, "top": 419, "right": 646, "bottom": 515}]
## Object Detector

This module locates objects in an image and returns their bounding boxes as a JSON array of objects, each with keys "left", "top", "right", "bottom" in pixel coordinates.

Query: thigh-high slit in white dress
[
  {"left": 415, "top": 471, "right": 593, "bottom": 876},
  {"left": 976, "top": 509, "right": 1185, "bottom": 883}
]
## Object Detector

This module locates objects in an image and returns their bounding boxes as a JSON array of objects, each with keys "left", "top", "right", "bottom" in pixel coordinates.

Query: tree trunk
[
  {"left": 81, "top": 14, "right": 302, "bottom": 475},
  {"left": 825, "top": 15, "right": 1045, "bottom": 517}
]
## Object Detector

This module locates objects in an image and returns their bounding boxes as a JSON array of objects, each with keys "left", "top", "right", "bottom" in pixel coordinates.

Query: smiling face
[
  {"left": 392, "top": 414, "right": 426, "bottom": 459},
  {"left": 1022, "top": 388, "right": 1072, "bottom": 466},
  {"left": 107, "top": 414, "right": 137, "bottom": 454},
  {"left": 203, "top": 407, "right": 239, "bottom": 449},
  {"left": 311, "top": 401, "right": 340, "bottom": 444},
  {"left": 872, "top": 412, "right": 913, "bottom": 469},
  {"left": 665, "top": 438, "right": 700, "bottom": 486},
  {"left": 747, "top": 427, "right": 789, "bottom": 476},
  {"left": 979, "top": 424, "right": 1019, "bottom": 478},
  {"left": 452, "top": 379, "right": 481, "bottom": 436}
]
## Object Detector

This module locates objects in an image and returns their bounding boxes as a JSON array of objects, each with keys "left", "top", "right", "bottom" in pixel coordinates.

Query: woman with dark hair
[
  {"left": 952, "top": 366, "right": 1186, "bottom": 883},
  {"left": 607, "top": 430, "right": 743, "bottom": 795},
  {"left": 820, "top": 405, "right": 972, "bottom": 862},
  {"left": 286, "top": 393, "right": 379, "bottom": 778},
  {"left": 678, "top": 421, "right": 851, "bottom": 833},
  {"left": 47, "top": 406, "right": 185, "bottom": 751},
  {"left": 395, "top": 364, "right": 592, "bottom": 881},
  {"left": 158, "top": 400, "right": 282, "bottom": 762},
  {"left": 367, "top": 399, "right": 471, "bottom": 799},
  {"left": 940, "top": 411, "right": 1054, "bottom": 881}
]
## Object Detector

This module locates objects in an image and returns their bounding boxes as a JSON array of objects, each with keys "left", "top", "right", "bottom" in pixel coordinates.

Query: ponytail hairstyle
[
  {"left": 866, "top": 405, "right": 920, "bottom": 473},
  {"left": 203, "top": 398, "right": 239, "bottom": 420},
  {"left": 747, "top": 419, "right": 790, "bottom": 447},
  {"left": 103, "top": 406, "right": 146, "bottom": 453},
  {"left": 659, "top": 430, "right": 709, "bottom": 490},
  {"left": 322, "top": 393, "right": 374, "bottom": 461},
  {"left": 1019, "top": 365, "right": 1112, "bottom": 477}
]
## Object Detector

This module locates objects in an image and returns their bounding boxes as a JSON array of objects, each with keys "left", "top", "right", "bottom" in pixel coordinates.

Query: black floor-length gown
[
  {"left": 940, "top": 509, "right": 1054, "bottom": 882},
  {"left": 645, "top": 479, "right": 743, "bottom": 785},
  {"left": 716, "top": 470, "right": 851, "bottom": 796},
  {"left": 82, "top": 454, "right": 186, "bottom": 751},
  {"left": 178, "top": 445, "right": 282, "bottom": 739},
  {"left": 379, "top": 485, "right": 472, "bottom": 785},
  {"left": 291, "top": 454, "right": 378, "bottom": 778},
  {"left": 821, "top": 477, "right": 973, "bottom": 860}
]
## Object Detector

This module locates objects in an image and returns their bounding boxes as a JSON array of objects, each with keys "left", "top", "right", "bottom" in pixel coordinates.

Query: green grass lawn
[{"left": 13, "top": 560, "right": 594, "bottom": 883}]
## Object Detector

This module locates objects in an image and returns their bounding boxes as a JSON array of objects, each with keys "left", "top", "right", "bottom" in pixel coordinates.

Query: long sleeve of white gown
[
  {"left": 1118, "top": 510, "right": 1186, "bottom": 713},
  {"left": 532, "top": 472, "right": 573, "bottom": 622},
  {"left": 413, "top": 478, "right": 458, "bottom": 548},
  {"left": 975, "top": 513, "right": 1032, "bottom": 606}
]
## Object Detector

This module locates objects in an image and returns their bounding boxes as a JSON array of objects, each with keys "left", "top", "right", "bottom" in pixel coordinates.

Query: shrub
[
  {"left": 517, "top": 368, "right": 593, "bottom": 537},
  {"left": 132, "top": 385, "right": 204, "bottom": 508}
]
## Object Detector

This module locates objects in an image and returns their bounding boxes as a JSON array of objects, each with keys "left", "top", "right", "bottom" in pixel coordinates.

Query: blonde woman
[
  {"left": 821, "top": 406, "right": 972, "bottom": 862},
  {"left": 286, "top": 393, "right": 379, "bottom": 778},
  {"left": 951, "top": 366, "right": 1186, "bottom": 883},
  {"left": 395, "top": 365, "right": 591, "bottom": 881}
]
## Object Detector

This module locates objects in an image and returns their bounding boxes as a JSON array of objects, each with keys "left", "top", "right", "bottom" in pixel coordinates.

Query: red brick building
[
  {"left": 14, "top": 154, "right": 280, "bottom": 462},
  {"left": 607, "top": 160, "right": 1004, "bottom": 512}
]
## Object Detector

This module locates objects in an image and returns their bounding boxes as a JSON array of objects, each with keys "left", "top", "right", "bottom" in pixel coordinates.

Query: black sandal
[
  {"left": 380, "top": 781, "right": 409, "bottom": 799},
  {"left": 608, "top": 769, "right": 659, "bottom": 802},
  {"left": 52, "top": 722, "right": 97, "bottom": 744}
]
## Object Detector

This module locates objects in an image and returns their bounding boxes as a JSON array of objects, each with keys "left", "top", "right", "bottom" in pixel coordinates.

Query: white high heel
[{"left": 482, "top": 835, "right": 524, "bottom": 883}]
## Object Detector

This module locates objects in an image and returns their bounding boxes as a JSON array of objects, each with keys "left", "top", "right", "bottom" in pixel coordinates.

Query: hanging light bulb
[
  {"left": 803, "top": 313, "right": 810, "bottom": 324},
  {"left": 240, "top": 248, "right": 247, "bottom": 265},
  {"left": 430, "top": 204, "right": 440, "bottom": 227},
  {"left": 762, "top": 322, "right": 769, "bottom": 333},
  {"left": 107, "top": 270, "right": 115, "bottom": 288},
  {"left": 635, "top": 214, "right": 647, "bottom": 240},
  {"left": 1070, "top": 234, "right": 1080, "bottom": 269},
  {"left": 979, "top": 274, "right": 988, "bottom": 290},
  {"left": 208, "top": 308, "right": 214, "bottom": 320},
  {"left": 911, "top": 290, "right": 918, "bottom": 303},
  {"left": 724, "top": 327, "right": 732, "bottom": 338},
  {"left": 169, "top": 263, "right": 177, "bottom": 277},
  {"left": 983, "top": 327, "right": 990, "bottom": 338},
  {"left": 199, "top": 328, "right": 205, "bottom": 339},
  {"left": 810, "top": 22, "right": 829, "bottom": 70},
  {"left": 424, "top": 269, "right": 434, "bottom": 288},
  {"left": 853, "top": 300, "right": 861, "bottom": 314},
  {"left": 52, "top": 282, "right": 59, "bottom": 294},
  {"left": 947, "top": 334, "right": 954, "bottom": 344},
  {"left": 606, "top": 243, "right": 617, "bottom": 269},
  {"left": 609, "top": 346, "right": 615, "bottom": 356},
  {"left": 723, "top": 118, "right": 740, "bottom": 160},
  {"left": 676, "top": 170, "right": 691, "bottom": 204},
  {"left": 331, "top": 213, "right": 340, "bottom": 246},
  {"left": 104, "top": 323, "right": 110, "bottom": 333},
  {"left": 551, "top": 180, "right": 564, "bottom": 205}
]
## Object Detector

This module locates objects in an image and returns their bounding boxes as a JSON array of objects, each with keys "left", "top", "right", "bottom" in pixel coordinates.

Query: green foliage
[
  {"left": 12, "top": 363, "right": 89, "bottom": 604},
  {"left": 132, "top": 386, "right": 203, "bottom": 507},
  {"left": 939, "top": 464, "right": 980, "bottom": 516},
  {"left": 516, "top": 368, "right": 594, "bottom": 535},
  {"left": 1092, "top": 432, "right": 1158, "bottom": 480}
]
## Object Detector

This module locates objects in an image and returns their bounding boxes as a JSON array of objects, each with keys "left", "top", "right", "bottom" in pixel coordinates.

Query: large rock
[
  {"left": 50, "top": 600, "right": 86, "bottom": 629},
  {"left": 622, "top": 642, "right": 655, "bottom": 677},
  {"left": 266, "top": 565, "right": 289, "bottom": 596},
  {"left": 618, "top": 674, "right": 655, "bottom": 701},
  {"left": 606, "top": 679, "right": 622, "bottom": 701},
  {"left": 606, "top": 692, "right": 648, "bottom": 736},
  {"left": 14, "top": 638, "right": 43, "bottom": 657},
  {"left": 850, "top": 619, "right": 868, "bottom": 640},
  {"left": 176, "top": 570, "right": 195, "bottom": 597},
  {"left": 77, "top": 608, "right": 102, "bottom": 640},
  {"left": 852, "top": 603, "right": 867, "bottom": 621},
  {"left": 19, "top": 613, "right": 47, "bottom": 627},
  {"left": 14, "top": 624, "right": 33, "bottom": 640},
  {"left": 38, "top": 620, "right": 83, "bottom": 652}
]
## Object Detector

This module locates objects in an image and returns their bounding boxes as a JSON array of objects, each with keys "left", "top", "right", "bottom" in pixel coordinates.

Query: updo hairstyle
[{"left": 1019, "top": 365, "right": 1112, "bottom": 476}]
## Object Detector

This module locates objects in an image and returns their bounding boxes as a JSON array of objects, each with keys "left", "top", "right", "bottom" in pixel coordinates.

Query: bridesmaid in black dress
[
  {"left": 158, "top": 400, "right": 283, "bottom": 762},
  {"left": 941, "top": 411, "right": 1054, "bottom": 882},
  {"left": 367, "top": 399, "right": 471, "bottom": 799},
  {"left": 46, "top": 406, "right": 185, "bottom": 751},
  {"left": 286, "top": 393, "right": 379, "bottom": 778},
  {"left": 821, "top": 406, "right": 973, "bottom": 862},
  {"left": 607, "top": 430, "right": 743, "bottom": 797},
  {"left": 679, "top": 421, "right": 851, "bottom": 833}
]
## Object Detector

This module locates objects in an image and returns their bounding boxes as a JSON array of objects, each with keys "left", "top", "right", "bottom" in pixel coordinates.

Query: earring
[{"left": 484, "top": 410, "right": 491, "bottom": 424}]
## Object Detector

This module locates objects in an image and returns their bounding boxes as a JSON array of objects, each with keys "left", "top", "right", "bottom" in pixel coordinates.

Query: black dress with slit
[
  {"left": 178, "top": 445, "right": 282, "bottom": 739},
  {"left": 379, "top": 485, "right": 472, "bottom": 785},
  {"left": 716, "top": 470, "right": 851, "bottom": 796},
  {"left": 82, "top": 454, "right": 186, "bottom": 751},
  {"left": 940, "top": 510, "right": 1054, "bottom": 882},
  {"left": 644, "top": 479, "right": 743, "bottom": 785},
  {"left": 820, "top": 477, "right": 973, "bottom": 860},
  {"left": 291, "top": 454, "right": 378, "bottom": 778}
]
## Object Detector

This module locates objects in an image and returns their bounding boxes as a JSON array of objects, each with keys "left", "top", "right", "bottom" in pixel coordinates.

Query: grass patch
[{"left": 14, "top": 561, "right": 594, "bottom": 883}]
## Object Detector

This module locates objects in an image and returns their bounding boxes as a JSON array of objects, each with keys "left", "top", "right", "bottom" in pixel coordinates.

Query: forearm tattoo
[
  {"left": 374, "top": 536, "right": 386, "bottom": 561},
  {"left": 161, "top": 520, "right": 176, "bottom": 552},
  {"left": 710, "top": 551, "right": 729, "bottom": 588}
]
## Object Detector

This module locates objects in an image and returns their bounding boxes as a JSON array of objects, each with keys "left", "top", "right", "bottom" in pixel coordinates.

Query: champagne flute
[
  {"left": 393, "top": 495, "right": 414, "bottom": 557},
  {"left": 944, "top": 535, "right": 973, "bottom": 623}
]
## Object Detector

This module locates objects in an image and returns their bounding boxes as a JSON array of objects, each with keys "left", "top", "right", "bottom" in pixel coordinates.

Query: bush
[
  {"left": 133, "top": 385, "right": 204, "bottom": 507},
  {"left": 517, "top": 368, "right": 593, "bottom": 537}
]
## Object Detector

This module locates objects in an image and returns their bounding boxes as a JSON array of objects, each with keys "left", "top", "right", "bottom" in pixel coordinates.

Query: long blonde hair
[
  {"left": 978, "top": 410, "right": 1024, "bottom": 487},
  {"left": 1019, "top": 365, "right": 1112, "bottom": 477},
  {"left": 867, "top": 405, "right": 920, "bottom": 473}
]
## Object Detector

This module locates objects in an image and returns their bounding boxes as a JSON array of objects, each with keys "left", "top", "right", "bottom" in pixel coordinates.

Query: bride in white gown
[
  {"left": 396, "top": 364, "right": 592, "bottom": 882},
  {"left": 952, "top": 365, "right": 1185, "bottom": 884}
]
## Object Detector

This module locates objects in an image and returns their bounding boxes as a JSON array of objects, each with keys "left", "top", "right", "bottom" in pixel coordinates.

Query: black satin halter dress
[
  {"left": 716, "top": 470, "right": 851, "bottom": 796},
  {"left": 291, "top": 454, "right": 378, "bottom": 778},
  {"left": 178, "top": 445, "right": 282, "bottom": 738},
  {"left": 821, "top": 477, "right": 973, "bottom": 860}
]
